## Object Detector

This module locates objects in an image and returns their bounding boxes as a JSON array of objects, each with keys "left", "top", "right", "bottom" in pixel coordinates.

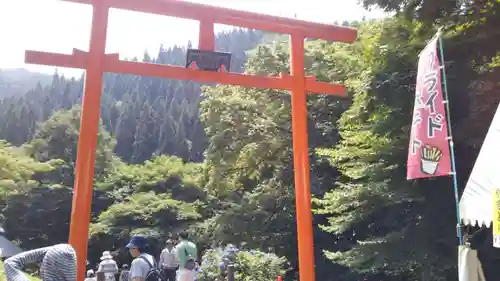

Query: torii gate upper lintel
[{"left": 24, "top": 1, "right": 357, "bottom": 281}]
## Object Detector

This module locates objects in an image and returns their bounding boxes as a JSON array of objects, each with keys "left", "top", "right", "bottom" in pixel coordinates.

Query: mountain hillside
[
  {"left": 0, "top": 28, "right": 267, "bottom": 163},
  {"left": 0, "top": 69, "right": 52, "bottom": 98}
]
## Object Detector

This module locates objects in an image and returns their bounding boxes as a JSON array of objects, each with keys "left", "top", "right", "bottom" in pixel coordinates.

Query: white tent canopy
[
  {"left": 459, "top": 245, "right": 486, "bottom": 281},
  {"left": 459, "top": 103, "right": 500, "bottom": 227},
  {"left": 0, "top": 235, "right": 22, "bottom": 258},
  {"left": 0, "top": 226, "right": 22, "bottom": 258}
]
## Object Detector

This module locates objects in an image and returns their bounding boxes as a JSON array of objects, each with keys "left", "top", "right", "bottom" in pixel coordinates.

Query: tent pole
[{"left": 437, "top": 31, "right": 463, "bottom": 245}]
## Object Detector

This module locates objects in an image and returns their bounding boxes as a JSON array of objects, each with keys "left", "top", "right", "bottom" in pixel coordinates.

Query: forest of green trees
[{"left": 2, "top": 0, "right": 500, "bottom": 280}]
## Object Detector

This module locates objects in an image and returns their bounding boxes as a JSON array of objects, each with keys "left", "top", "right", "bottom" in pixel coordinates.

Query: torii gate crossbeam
[{"left": 24, "top": 1, "right": 357, "bottom": 281}]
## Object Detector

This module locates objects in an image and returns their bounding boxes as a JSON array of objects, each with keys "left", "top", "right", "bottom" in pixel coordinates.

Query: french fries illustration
[
  {"left": 420, "top": 145, "right": 442, "bottom": 174},
  {"left": 421, "top": 145, "right": 442, "bottom": 162}
]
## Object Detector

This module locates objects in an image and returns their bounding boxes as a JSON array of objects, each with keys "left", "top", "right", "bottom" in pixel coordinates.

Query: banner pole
[{"left": 437, "top": 32, "right": 463, "bottom": 245}]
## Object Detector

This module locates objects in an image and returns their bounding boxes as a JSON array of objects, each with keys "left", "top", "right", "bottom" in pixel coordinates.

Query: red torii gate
[{"left": 24, "top": 1, "right": 357, "bottom": 281}]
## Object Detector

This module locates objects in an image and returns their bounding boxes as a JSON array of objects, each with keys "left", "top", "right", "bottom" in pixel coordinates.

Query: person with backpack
[
  {"left": 174, "top": 232, "right": 197, "bottom": 281},
  {"left": 126, "top": 236, "right": 162, "bottom": 281}
]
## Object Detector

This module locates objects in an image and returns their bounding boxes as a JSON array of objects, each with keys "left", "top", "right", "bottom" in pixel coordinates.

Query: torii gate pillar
[{"left": 24, "top": 1, "right": 357, "bottom": 281}]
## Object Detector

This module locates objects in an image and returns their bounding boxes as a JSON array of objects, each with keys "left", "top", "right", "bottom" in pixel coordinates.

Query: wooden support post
[
  {"left": 290, "top": 33, "right": 315, "bottom": 281},
  {"left": 227, "top": 264, "right": 235, "bottom": 281},
  {"left": 198, "top": 20, "right": 214, "bottom": 51},
  {"left": 68, "top": 3, "right": 109, "bottom": 281}
]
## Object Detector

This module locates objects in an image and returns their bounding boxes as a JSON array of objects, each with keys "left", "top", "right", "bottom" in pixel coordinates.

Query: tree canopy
[{"left": 1, "top": 5, "right": 500, "bottom": 281}]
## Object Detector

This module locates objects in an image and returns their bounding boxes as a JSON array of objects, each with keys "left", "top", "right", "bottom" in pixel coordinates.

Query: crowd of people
[{"left": 2, "top": 232, "right": 198, "bottom": 281}]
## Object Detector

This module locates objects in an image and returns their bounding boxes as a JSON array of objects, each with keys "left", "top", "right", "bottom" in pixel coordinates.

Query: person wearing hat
[
  {"left": 119, "top": 264, "right": 130, "bottom": 281},
  {"left": 126, "top": 236, "right": 155, "bottom": 281},
  {"left": 85, "top": 270, "right": 97, "bottom": 281},
  {"left": 159, "top": 239, "right": 179, "bottom": 281},
  {"left": 4, "top": 244, "right": 76, "bottom": 281},
  {"left": 98, "top": 251, "right": 119, "bottom": 281}
]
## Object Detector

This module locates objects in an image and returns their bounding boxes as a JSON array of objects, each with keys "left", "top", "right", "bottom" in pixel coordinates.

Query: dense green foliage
[
  {"left": 198, "top": 247, "right": 286, "bottom": 281},
  {"left": 2, "top": 1, "right": 500, "bottom": 280}
]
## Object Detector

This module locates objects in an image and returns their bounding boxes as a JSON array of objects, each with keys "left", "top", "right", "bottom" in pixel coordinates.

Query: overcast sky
[{"left": 0, "top": 0, "right": 385, "bottom": 77}]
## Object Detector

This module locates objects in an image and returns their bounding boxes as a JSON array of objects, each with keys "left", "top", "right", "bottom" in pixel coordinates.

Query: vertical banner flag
[
  {"left": 494, "top": 188, "right": 500, "bottom": 248},
  {"left": 407, "top": 36, "right": 452, "bottom": 179}
]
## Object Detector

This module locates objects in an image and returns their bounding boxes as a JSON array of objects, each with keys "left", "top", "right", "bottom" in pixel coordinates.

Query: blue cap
[{"left": 126, "top": 236, "right": 147, "bottom": 249}]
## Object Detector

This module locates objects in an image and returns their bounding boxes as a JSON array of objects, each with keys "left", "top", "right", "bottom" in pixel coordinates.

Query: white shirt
[{"left": 159, "top": 248, "right": 178, "bottom": 268}]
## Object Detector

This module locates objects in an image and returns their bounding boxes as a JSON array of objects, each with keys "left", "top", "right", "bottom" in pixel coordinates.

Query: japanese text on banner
[
  {"left": 407, "top": 37, "right": 452, "bottom": 180},
  {"left": 494, "top": 188, "right": 500, "bottom": 248}
]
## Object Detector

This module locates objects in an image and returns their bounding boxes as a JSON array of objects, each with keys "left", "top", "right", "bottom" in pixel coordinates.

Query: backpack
[
  {"left": 183, "top": 248, "right": 196, "bottom": 270},
  {"left": 139, "top": 256, "right": 164, "bottom": 281}
]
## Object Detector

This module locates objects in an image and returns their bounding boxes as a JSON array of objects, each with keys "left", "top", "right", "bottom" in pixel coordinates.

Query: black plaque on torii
[{"left": 186, "top": 49, "right": 232, "bottom": 72}]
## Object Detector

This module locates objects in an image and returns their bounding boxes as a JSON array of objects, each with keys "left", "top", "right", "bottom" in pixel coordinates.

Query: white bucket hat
[
  {"left": 87, "top": 269, "right": 95, "bottom": 277},
  {"left": 100, "top": 251, "right": 113, "bottom": 260}
]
